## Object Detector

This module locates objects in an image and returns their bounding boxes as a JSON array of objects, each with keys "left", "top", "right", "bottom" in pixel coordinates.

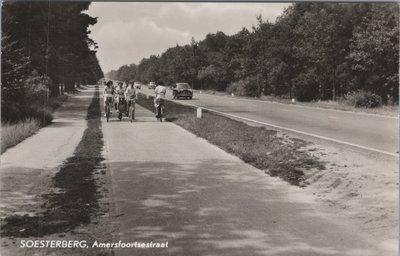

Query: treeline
[
  {"left": 2, "top": 2, "right": 103, "bottom": 121},
  {"left": 107, "top": 3, "right": 399, "bottom": 104}
]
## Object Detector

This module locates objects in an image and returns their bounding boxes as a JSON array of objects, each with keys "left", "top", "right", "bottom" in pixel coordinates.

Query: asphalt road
[
  {"left": 141, "top": 87, "right": 398, "bottom": 156},
  {"left": 102, "top": 103, "right": 394, "bottom": 256}
]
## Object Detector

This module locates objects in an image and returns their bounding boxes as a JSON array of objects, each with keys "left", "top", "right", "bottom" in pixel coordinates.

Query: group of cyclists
[{"left": 102, "top": 80, "right": 167, "bottom": 121}]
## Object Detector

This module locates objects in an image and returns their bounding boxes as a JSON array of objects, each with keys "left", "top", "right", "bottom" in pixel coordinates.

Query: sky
[{"left": 86, "top": 2, "right": 291, "bottom": 73}]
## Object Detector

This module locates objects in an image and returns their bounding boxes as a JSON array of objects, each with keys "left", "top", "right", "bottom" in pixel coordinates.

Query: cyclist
[
  {"left": 154, "top": 80, "right": 167, "bottom": 119},
  {"left": 125, "top": 81, "right": 137, "bottom": 119},
  {"left": 112, "top": 82, "right": 119, "bottom": 110},
  {"left": 103, "top": 80, "right": 114, "bottom": 116},
  {"left": 115, "top": 82, "right": 125, "bottom": 113}
]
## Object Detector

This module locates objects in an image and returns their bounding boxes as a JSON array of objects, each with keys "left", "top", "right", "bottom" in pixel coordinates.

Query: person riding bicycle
[
  {"left": 154, "top": 80, "right": 167, "bottom": 118},
  {"left": 103, "top": 80, "right": 114, "bottom": 116},
  {"left": 125, "top": 81, "right": 137, "bottom": 119},
  {"left": 115, "top": 82, "right": 125, "bottom": 113}
]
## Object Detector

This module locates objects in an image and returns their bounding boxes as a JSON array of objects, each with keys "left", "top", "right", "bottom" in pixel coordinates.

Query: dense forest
[
  {"left": 107, "top": 3, "right": 399, "bottom": 105},
  {"left": 2, "top": 2, "right": 103, "bottom": 121}
]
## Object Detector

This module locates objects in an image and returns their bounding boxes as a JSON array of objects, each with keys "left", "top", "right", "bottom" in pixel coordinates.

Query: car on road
[
  {"left": 134, "top": 82, "right": 141, "bottom": 89},
  {"left": 173, "top": 83, "right": 193, "bottom": 99},
  {"left": 148, "top": 82, "right": 156, "bottom": 89}
]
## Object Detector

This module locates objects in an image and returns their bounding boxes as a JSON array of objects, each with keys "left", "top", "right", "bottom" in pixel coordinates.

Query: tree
[
  {"left": 197, "top": 64, "right": 226, "bottom": 90},
  {"left": 2, "top": 2, "right": 103, "bottom": 94},
  {"left": 2, "top": 2, "right": 103, "bottom": 121},
  {"left": 108, "top": 3, "right": 399, "bottom": 103},
  {"left": 1, "top": 36, "right": 31, "bottom": 120},
  {"left": 348, "top": 4, "right": 399, "bottom": 103}
]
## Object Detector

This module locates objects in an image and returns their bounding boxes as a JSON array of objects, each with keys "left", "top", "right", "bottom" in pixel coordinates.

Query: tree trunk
[
  {"left": 65, "top": 80, "right": 73, "bottom": 92},
  {"left": 332, "top": 68, "right": 336, "bottom": 101},
  {"left": 319, "top": 81, "right": 323, "bottom": 100}
]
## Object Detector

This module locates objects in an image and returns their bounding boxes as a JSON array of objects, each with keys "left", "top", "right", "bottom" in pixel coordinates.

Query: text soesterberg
[{"left": 20, "top": 240, "right": 169, "bottom": 249}]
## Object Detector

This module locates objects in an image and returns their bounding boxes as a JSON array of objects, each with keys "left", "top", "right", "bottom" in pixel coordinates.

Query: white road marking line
[
  {"left": 174, "top": 100, "right": 398, "bottom": 158},
  {"left": 198, "top": 92, "right": 399, "bottom": 119}
]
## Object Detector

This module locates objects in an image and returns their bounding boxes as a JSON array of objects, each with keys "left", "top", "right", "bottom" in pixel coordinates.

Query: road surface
[
  {"left": 102, "top": 101, "right": 394, "bottom": 256},
  {"left": 141, "top": 87, "right": 398, "bottom": 156}
]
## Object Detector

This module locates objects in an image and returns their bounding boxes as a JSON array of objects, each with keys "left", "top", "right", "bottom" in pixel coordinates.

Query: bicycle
[
  {"left": 105, "top": 96, "right": 113, "bottom": 122},
  {"left": 154, "top": 98, "right": 165, "bottom": 122},
  {"left": 117, "top": 96, "right": 126, "bottom": 121},
  {"left": 127, "top": 97, "right": 135, "bottom": 122}
]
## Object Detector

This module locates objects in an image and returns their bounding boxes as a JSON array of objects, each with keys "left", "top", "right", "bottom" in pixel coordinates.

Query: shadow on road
[{"left": 109, "top": 159, "right": 379, "bottom": 256}]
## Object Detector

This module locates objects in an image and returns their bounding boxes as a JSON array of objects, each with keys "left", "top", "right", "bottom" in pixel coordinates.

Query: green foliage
[
  {"left": 227, "top": 75, "right": 261, "bottom": 97},
  {"left": 226, "top": 80, "right": 247, "bottom": 96},
  {"left": 2, "top": 70, "right": 53, "bottom": 122},
  {"left": 23, "top": 71, "right": 51, "bottom": 104},
  {"left": 109, "top": 64, "right": 138, "bottom": 82},
  {"left": 2, "top": 2, "right": 103, "bottom": 122},
  {"left": 1, "top": 36, "right": 30, "bottom": 91},
  {"left": 1, "top": 119, "right": 41, "bottom": 153},
  {"left": 348, "top": 4, "right": 399, "bottom": 103},
  {"left": 344, "top": 90, "right": 382, "bottom": 108},
  {"left": 197, "top": 64, "right": 226, "bottom": 90},
  {"left": 108, "top": 3, "right": 398, "bottom": 106},
  {"left": 1, "top": 35, "right": 30, "bottom": 121},
  {"left": 292, "top": 71, "right": 320, "bottom": 102}
]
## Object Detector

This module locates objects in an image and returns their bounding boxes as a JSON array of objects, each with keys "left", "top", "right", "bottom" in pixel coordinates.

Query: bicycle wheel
[
  {"left": 106, "top": 104, "right": 110, "bottom": 122},
  {"left": 156, "top": 105, "right": 161, "bottom": 121},
  {"left": 159, "top": 105, "right": 164, "bottom": 122},
  {"left": 129, "top": 105, "right": 134, "bottom": 122}
]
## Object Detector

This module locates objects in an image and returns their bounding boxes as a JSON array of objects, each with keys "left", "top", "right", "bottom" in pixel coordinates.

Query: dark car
[
  {"left": 173, "top": 83, "right": 193, "bottom": 99},
  {"left": 148, "top": 82, "right": 156, "bottom": 89}
]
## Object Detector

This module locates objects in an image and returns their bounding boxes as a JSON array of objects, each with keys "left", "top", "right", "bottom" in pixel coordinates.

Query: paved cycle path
[{"left": 0, "top": 86, "right": 95, "bottom": 232}]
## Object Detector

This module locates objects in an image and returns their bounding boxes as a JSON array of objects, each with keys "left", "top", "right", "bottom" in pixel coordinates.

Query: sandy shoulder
[{"left": 300, "top": 139, "right": 398, "bottom": 250}]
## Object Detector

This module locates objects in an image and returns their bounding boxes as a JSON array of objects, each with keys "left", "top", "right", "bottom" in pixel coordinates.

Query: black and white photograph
[{"left": 1, "top": 1, "right": 398, "bottom": 255}]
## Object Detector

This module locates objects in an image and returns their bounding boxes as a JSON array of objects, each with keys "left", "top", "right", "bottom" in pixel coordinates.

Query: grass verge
[
  {"left": 1, "top": 95, "right": 68, "bottom": 153},
  {"left": 1, "top": 119, "right": 41, "bottom": 153},
  {"left": 137, "top": 93, "right": 325, "bottom": 186},
  {"left": 1, "top": 88, "right": 104, "bottom": 237}
]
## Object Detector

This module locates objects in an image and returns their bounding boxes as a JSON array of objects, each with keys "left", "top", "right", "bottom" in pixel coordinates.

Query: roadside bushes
[
  {"left": 22, "top": 72, "right": 54, "bottom": 125},
  {"left": 344, "top": 90, "right": 382, "bottom": 108},
  {"left": 226, "top": 80, "right": 246, "bottom": 96},
  {"left": 2, "top": 71, "right": 52, "bottom": 123},
  {"left": 1, "top": 72, "right": 67, "bottom": 153},
  {"left": 24, "top": 72, "right": 50, "bottom": 104},
  {"left": 1, "top": 119, "right": 41, "bottom": 153},
  {"left": 1, "top": 99, "right": 63, "bottom": 153},
  {"left": 227, "top": 75, "right": 261, "bottom": 97},
  {"left": 292, "top": 72, "right": 320, "bottom": 102}
]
